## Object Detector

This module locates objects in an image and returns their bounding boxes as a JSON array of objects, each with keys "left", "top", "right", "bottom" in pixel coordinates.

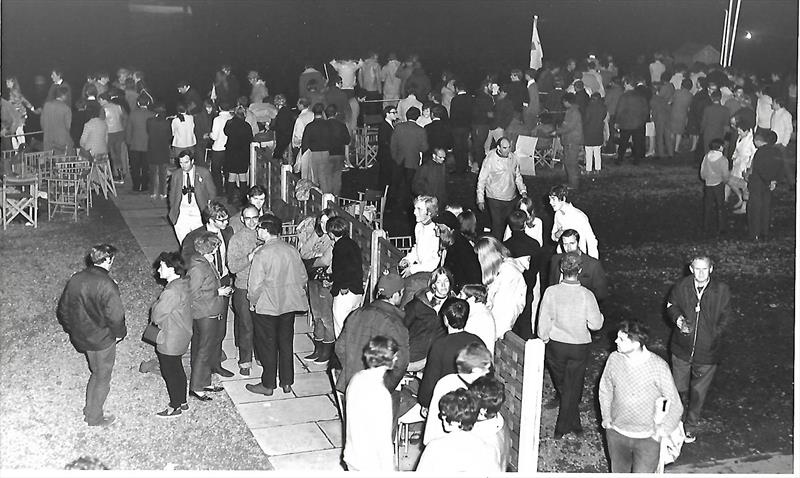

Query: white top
[
  {"left": 403, "top": 221, "right": 440, "bottom": 275},
  {"left": 171, "top": 115, "right": 196, "bottom": 148},
  {"left": 487, "top": 259, "right": 527, "bottom": 338},
  {"left": 423, "top": 373, "right": 470, "bottom": 445},
  {"left": 649, "top": 60, "right": 665, "bottom": 83},
  {"left": 731, "top": 130, "right": 756, "bottom": 178},
  {"left": 210, "top": 110, "right": 233, "bottom": 151},
  {"left": 551, "top": 202, "right": 599, "bottom": 259},
  {"left": 397, "top": 95, "right": 422, "bottom": 122},
  {"left": 330, "top": 59, "right": 363, "bottom": 90},
  {"left": 417, "top": 428, "right": 501, "bottom": 473},
  {"left": 755, "top": 95, "right": 774, "bottom": 129},
  {"left": 102, "top": 102, "right": 125, "bottom": 133},
  {"left": 770, "top": 108, "right": 793, "bottom": 147},
  {"left": 343, "top": 367, "right": 394, "bottom": 471},
  {"left": 463, "top": 302, "right": 497, "bottom": 356},
  {"left": 291, "top": 108, "right": 314, "bottom": 148},
  {"left": 416, "top": 116, "right": 432, "bottom": 128}
]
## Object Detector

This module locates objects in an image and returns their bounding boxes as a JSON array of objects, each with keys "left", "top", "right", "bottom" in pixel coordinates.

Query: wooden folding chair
[
  {"left": 2, "top": 174, "right": 39, "bottom": 229},
  {"left": 515, "top": 135, "right": 538, "bottom": 176},
  {"left": 21, "top": 150, "right": 53, "bottom": 180},
  {"left": 87, "top": 153, "right": 117, "bottom": 199},
  {"left": 47, "top": 160, "right": 92, "bottom": 220},
  {"left": 358, "top": 185, "right": 388, "bottom": 230},
  {"left": 281, "top": 221, "right": 299, "bottom": 248}
]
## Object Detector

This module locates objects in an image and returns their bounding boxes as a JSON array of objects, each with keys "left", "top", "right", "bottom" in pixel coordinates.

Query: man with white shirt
[
  {"left": 359, "top": 51, "right": 382, "bottom": 116},
  {"left": 209, "top": 102, "right": 233, "bottom": 193},
  {"left": 754, "top": 87, "right": 774, "bottom": 135},
  {"left": 548, "top": 184, "right": 599, "bottom": 259},
  {"left": 769, "top": 96, "right": 795, "bottom": 184},
  {"left": 291, "top": 98, "right": 313, "bottom": 161},
  {"left": 330, "top": 57, "right": 363, "bottom": 98},
  {"left": 648, "top": 54, "right": 666, "bottom": 84},
  {"left": 168, "top": 150, "right": 217, "bottom": 243},
  {"left": 397, "top": 91, "right": 422, "bottom": 122}
]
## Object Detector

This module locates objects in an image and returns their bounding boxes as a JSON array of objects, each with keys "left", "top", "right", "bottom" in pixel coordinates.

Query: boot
[
  {"left": 304, "top": 339, "right": 322, "bottom": 361},
  {"left": 314, "top": 341, "right": 334, "bottom": 364}
]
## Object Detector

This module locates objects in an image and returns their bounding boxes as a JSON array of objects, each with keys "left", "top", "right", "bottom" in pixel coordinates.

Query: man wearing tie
[{"left": 169, "top": 150, "right": 217, "bottom": 243}]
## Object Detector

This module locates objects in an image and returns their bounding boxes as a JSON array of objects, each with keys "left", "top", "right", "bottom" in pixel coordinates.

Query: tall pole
[
  {"left": 728, "top": 0, "right": 743, "bottom": 66},
  {"left": 721, "top": 6, "right": 732, "bottom": 66}
]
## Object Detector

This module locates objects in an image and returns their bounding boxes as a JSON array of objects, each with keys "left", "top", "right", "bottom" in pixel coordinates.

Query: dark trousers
[
  {"left": 703, "top": 183, "right": 726, "bottom": 234},
  {"left": 189, "top": 317, "right": 216, "bottom": 391},
  {"left": 606, "top": 428, "right": 661, "bottom": 473},
  {"left": 210, "top": 150, "right": 226, "bottom": 193},
  {"left": 211, "top": 293, "right": 230, "bottom": 371},
  {"left": 156, "top": 351, "right": 187, "bottom": 409},
  {"left": 254, "top": 312, "right": 295, "bottom": 389},
  {"left": 452, "top": 127, "right": 471, "bottom": 172},
  {"left": 377, "top": 155, "right": 394, "bottom": 192},
  {"left": 617, "top": 125, "right": 646, "bottom": 163},
  {"left": 471, "top": 124, "right": 490, "bottom": 166},
  {"left": 747, "top": 185, "right": 772, "bottom": 239},
  {"left": 129, "top": 150, "right": 149, "bottom": 191},
  {"left": 512, "top": 289, "right": 535, "bottom": 340},
  {"left": 671, "top": 354, "right": 717, "bottom": 428},
  {"left": 545, "top": 340, "right": 589, "bottom": 435},
  {"left": 232, "top": 288, "right": 255, "bottom": 365},
  {"left": 486, "top": 196, "right": 517, "bottom": 240},
  {"left": 83, "top": 342, "right": 116, "bottom": 424},
  {"left": 562, "top": 144, "right": 581, "bottom": 189},
  {"left": 391, "top": 165, "right": 416, "bottom": 214},
  {"left": 320, "top": 155, "right": 344, "bottom": 195}
]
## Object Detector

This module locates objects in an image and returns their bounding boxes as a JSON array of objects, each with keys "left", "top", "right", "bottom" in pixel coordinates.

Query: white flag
[{"left": 529, "top": 16, "right": 543, "bottom": 70}]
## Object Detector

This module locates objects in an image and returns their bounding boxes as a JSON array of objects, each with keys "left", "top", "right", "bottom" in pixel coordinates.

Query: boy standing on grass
[{"left": 699, "top": 138, "right": 730, "bottom": 236}]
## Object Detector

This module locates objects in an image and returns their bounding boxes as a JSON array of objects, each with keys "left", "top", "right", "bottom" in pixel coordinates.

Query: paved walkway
[{"left": 112, "top": 187, "right": 346, "bottom": 471}]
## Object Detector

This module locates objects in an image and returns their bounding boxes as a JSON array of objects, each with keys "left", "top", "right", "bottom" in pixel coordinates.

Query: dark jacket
[
  {"left": 181, "top": 225, "right": 233, "bottom": 270},
  {"left": 417, "top": 330, "right": 484, "bottom": 408},
  {"left": 443, "top": 232, "right": 483, "bottom": 291},
  {"left": 301, "top": 117, "right": 331, "bottom": 153},
  {"left": 493, "top": 96, "right": 515, "bottom": 130},
  {"left": 616, "top": 89, "right": 649, "bottom": 130},
  {"left": 187, "top": 254, "right": 225, "bottom": 320},
  {"left": 449, "top": 93, "right": 474, "bottom": 129},
  {"left": 749, "top": 144, "right": 785, "bottom": 192},
  {"left": 326, "top": 118, "right": 351, "bottom": 156},
  {"left": 412, "top": 156, "right": 447, "bottom": 206},
  {"left": 700, "top": 103, "right": 731, "bottom": 144},
  {"left": 405, "top": 67, "right": 432, "bottom": 100},
  {"left": 472, "top": 92, "right": 494, "bottom": 126},
  {"left": 504, "top": 230, "right": 542, "bottom": 291},
  {"left": 146, "top": 115, "right": 172, "bottom": 165},
  {"left": 403, "top": 289, "right": 447, "bottom": 362},
  {"left": 377, "top": 120, "right": 394, "bottom": 163},
  {"left": 391, "top": 120, "right": 428, "bottom": 169},
  {"left": 424, "top": 119, "right": 453, "bottom": 152},
  {"left": 334, "top": 299, "right": 410, "bottom": 393},
  {"left": 548, "top": 252, "right": 609, "bottom": 302},
  {"left": 57, "top": 265, "right": 126, "bottom": 352},
  {"left": 223, "top": 116, "right": 254, "bottom": 173},
  {"left": 666, "top": 276, "right": 733, "bottom": 364},
  {"left": 583, "top": 99, "right": 607, "bottom": 147},
  {"left": 331, "top": 236, "right": 365, "bottom": 296},
  {"left": 150, "top": 278, "right": 193, "bottom": 355},
  {"left": 182, "top": 87, "right": 203, "bottom": 114},
  {"left": 270, "top": 105, "right": 297, "bottom": 156},
  {"left": 168, "top": 166, "right": 216, "bottom": 225}
]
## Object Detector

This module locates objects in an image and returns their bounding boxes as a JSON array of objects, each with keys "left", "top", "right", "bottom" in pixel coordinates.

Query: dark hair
[
  {"left": 247, "top": 184, "right": 266, "bottom": 198},
  {"left": 85, "top": 101, "right": 102, "bottom": 119},
  {"left": 458, "top": 209, "right": 477, "bottom": 242},
  {"left": 315, "top": 208, "right": 337, "bottom": 236},
  {"left": 507, "top": 210, "right": 528, "bottom": 232},
  {"left": 257, "top": 213, "right": 282, "bottom": 236},
  {"left": 193, "top": 231, "right": 221, "bottom": 255},
  {"left": 460, "top": 284, "right": 487, "bottom": 304},
  {"left": 438, "top": 389, "right": 480, "bottom": 431},
  {"left": 324, "top": 104, "right": 338, "bottom": 118},
  {"left": 710, "top": 91, "right": 722, "bottom": 102},
  {"left": 362, "top": 335, "right": 399, "bottom": 369},
  {"left": 681, "top": 78, "right": 693, "bottom": 90},
  {"left": 311, "top": 103, "right": 325, "bottom": 115},
  {"left": 469, "top": 375, "right": 505, "bottom": 419},
  {"left": 549, "top": 184, "right": 570, "bottom": 201},
  {"left": 202, "top": 200, "right": 229, "bottom": 223},
  {"left": 175, "top": 102, "right": 188, "bottom": 121},
  {"left": 440, "top": 297, "right": 470, "bottom": 330},
  {"left": 559, "top": 252, "right": 582, "bottom": 276},
  {"left": 773, "top": 96, "right": 787, "bottom": 108},
  {"left": 326, "top": 216, "right": 349, "bottom": 238},
  {"left": 177, "top": 149, "right": 195, "bottom": 161},
  {"left": 617, "top": 320, "right": 649, "bottom": 348},
  {"left": 561, "top": 228, "right": 580, "bottom": 243},
  {"left": 708, "top": 138, "right": 725, "bottom": 151},
  {"left": 431, "top": 104, "right": 447, "bottom": 120},
  {"left": 297, "top": 97, "right": 310, "bottom": 108},
  {"left": 154, "top": 251, "right": 187, "bottom": 277},
  {"left": 56, "top": 85, "right": 70, "bottom": 99},
  {"left": 88, "top": 244, "right": 117, "bottom": 265},
  {"left": 406, "top": 106, "right": 421, "bottom": 121},
  {"left": 562, "top": 92, "right": 576, "bottom": 105},
  {"left": 383, "top": 105, "right": 395, "bottom": 116},
  {"left": 176, "top": 80, "right": 190, "bottom": 88},
  {"left": 83, "top": 84, "right": 98, "bottom": 99}
]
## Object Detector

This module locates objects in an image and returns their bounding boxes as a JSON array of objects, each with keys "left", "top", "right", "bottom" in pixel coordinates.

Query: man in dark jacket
[
  {"left": 377, "top": 105, "right": 397, "bottom": 192},
  {"left": 747, "top": 131, "right": 785, "bottom": 241},
  {"left": 503, "top": 211, "right": 543, "bottom": 340},
  {"left": 548, "top": 229, "right": 608, "bottom": 303},
  {"left": 300, "top": 103, "right": 331, "bottom": 184},
  {"left": 328, "top": 217, "right": 365, "bottom": 358},
  {"left": 424, "top": 104, "right": 453, "bottom": 156},
  {"left": 390, "top": 107, "right": 429, "bottom": 213},
  {"left": 666, "top": 255, "right": 733, "bottom": 443},
  {"left": 57, "top": 244, "right": 127, "bottom": 427},
  {"left": 324, "top": 104, "right": 351, "bottom": 196},
  {"left": 615, "top": 78, "right": 649, "bottom": 165},
  {"left": 449, "top": 83, "right": 473, "bottom": 174},
  {"left": 269, "top": 94, "right": 296, "bottom": 160}
]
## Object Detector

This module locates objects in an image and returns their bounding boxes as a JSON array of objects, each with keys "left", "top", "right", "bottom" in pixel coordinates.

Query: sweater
[
  {"left": 700, "top": 150, "right": 730, "bottom": 186},
  {"left": 226, "top": 227, "right": 259, "bottom": 290},
  {"left": 537, "top": 280, "right": 603, "bottom": 344},
  {"left": 476, "top": 150, "right": 527, "bottom": 203},
  {"left": 150, "top": 278, "right": 193, "bottom": 355}
]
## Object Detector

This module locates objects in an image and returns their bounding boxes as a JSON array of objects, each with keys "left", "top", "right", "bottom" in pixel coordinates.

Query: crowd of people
[{"left": 42, "top": 48, "right": 789, "bottom": 473}]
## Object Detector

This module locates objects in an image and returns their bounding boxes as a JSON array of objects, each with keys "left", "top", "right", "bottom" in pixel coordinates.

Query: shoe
[
  {"left": 202, "top": 385, "right": 224, "bottom": 393},
  {"left": 239, "top": 366, "right": 251, "bottom": 376},
  {"left": 159, "top": 194, "right": 167, "bottom": 199},
  {"left": 213, "top": 367, "right": 234, "bottom": 378},
  {"left": 684, "top": 431, "right": 697, "bottom": 443},
  {"left": 87, "top": 414, "right": 116, "bottom": 427},
  {"left": 245, "top": 383, "right": 274, "bottom": 396},
  {"left": 156, "top": 407, "right": 182, "bottom": 418},
  {"left": 189, "top": 391, "right": 212, "bottom": 401},
  {"left": 314, "top": 342, "right": 334, "bottom": 364},
  {"left": 149, "top": 194, "right": 158, "bottom": 200},
  {"left": 304, "top": 340, "right": 321, "bottom": 361},
  {"left": 179, "top": 403, "right": 189, "bottom": 411},
  {"left": 281, "top": 385, "right": 293, "bottom": 394}
]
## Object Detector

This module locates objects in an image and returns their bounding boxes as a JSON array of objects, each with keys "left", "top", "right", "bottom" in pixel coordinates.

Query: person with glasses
[
  {"left": 168, "top": 150, "right": 216, "bottom": 244},
  {"left": 377, "top": 104, "right": 397, "bottom": 193},
  {"left": 476, "top": 137, "right": 527, "bottom": 240},
  {"left": 230, "top": 185, "right": 268, "bottom": 233},
  {"left": 226, "top": 206, "right": 263, "bottom": 376},
  {"left": 181, "top": 201, "right": 235, "bottom": 378}
]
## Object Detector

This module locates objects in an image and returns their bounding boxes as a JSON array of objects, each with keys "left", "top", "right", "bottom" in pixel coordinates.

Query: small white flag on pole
[{"left": 529, "top": 15, "right": 543, "bottom": 70}]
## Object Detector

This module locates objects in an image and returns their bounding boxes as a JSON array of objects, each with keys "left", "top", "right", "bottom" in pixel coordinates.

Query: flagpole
[
  {"left": 728, "top": 0, "right": 742, "bottom": 66},
  {"left": 721, "top": 7, "right": 731, "bottom": 66}
]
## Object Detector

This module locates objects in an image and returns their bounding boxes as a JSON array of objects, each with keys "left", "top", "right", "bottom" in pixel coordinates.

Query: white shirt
[
  {"left": 731, "top": 130, "right": 756, "bottom": 178},
  {"left": 487, "top": 259, "right": 527, "bottom": 338},
  {"left": 381, "top": 60, "right": 402, "bottom": 98},
  {"left": 423, "top": 373, "right": 471, "bottom": 445},
  {"left": 770, "top": 107, "right": 793, "bottom": 146},
  {"left": 416, "top": 115, "right": 432, "bottom": 128},
  {"left": 330, "top": 59, "right": 363, "bottom": 90},
  {"left": 291, "top": 108, "right": 314, "bottom": 148},
  {"left": 210, "top": 110, "right": 233, "bottom": 151},
  {"left": 343, "top": 367, "right": 394, "bottom": 471},
  {"left": 649, "top": 60, "right": 665, "bottom": 83},
  {"left": 403, "top": 221, "right": 440, "bottom": 275},
  {"left": 463, "top": 302, "right": 497, "bottom": 356},
  {"left": 756, "top": 95, "right": 774, "bottom": 129},
  {"left": 171, "top": 115, "right": 196, "bottom": 148},
  {"left": 503, "top": 216, "right": 543, "bottom": 245},
  {"left": 397, "top": 94, "right": 422, "bottom": 122},
  {"left": 551, "top": 202, "right": 599, "bottom": 259}
]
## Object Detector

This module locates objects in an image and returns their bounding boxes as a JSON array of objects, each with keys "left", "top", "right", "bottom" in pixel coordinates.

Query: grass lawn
[{"left": 0, "top": 197, "right": 272, "bottom": 470}]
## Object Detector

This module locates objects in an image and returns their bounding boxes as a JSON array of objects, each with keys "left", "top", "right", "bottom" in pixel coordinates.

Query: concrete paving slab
[
  {"left": 268, "top": 448, "right": 344, "bottom": 471},
  {"left": 251, "top": 422, "right": 334, "bottom": 456},
  {"left": 316, "top": 419, "right": 343, "bottom": 448},
  {"left": 222, "top": 338, "right": 238, "bottom": 360},
  {"left": 300, "top": 358, "right": 330, "bottom": 373},
  {"left": 224, "top": 379, "right": 291, "bottom": 404},
  {"left": 218, "top": 359, "right": 264, "bottom": 382},
  {"left": 293, "top": 333, "right": 313, "bottom": 353},
  {"left": 238, "top": 395, "right": 339, "bottom": 428},
  {"left": 291, "top": 371, "right": 331, "bottom": 397},
  {"left": 294, "top": 313, "right": 312, "bottom": 334}
]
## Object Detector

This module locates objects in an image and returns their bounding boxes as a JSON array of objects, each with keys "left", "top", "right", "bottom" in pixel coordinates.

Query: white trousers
[
  {"left": 332, "top": 291, "right": 363, "bottom": 338},
  {"left": 173, "top": 204, "right": 203, "bottom": 244},
  {"left": 585, "top": 146, "right": 602, "bottom": 171}
]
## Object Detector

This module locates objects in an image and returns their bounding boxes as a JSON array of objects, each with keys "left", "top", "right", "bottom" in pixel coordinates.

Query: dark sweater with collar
[{"left": 331, "top": 236, "right": 364, "bottom": 296}]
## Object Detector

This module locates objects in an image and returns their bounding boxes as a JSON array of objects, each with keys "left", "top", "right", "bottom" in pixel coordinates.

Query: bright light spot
[{"left": 744, "top": 31, "right": 752, "bottom": 40}]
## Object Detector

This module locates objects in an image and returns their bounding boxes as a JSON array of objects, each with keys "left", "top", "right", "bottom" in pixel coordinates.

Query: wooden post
[
  {"left": 249, "top": 142, "right": 258, "bottom": 187},
  {"left": 281, "top": 164, "right": 292, "bottom": 202},
  {"left": 370, "top": 229, "right": 387, "bottom": 298},
  {"left": 517, "top": 338, "right": 546, "bottom": 473}
]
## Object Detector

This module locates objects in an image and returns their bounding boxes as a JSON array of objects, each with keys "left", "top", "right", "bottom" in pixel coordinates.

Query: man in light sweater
[
  {"left": 476, "top": 137, "right": 528, "bottom": 240},
  {"left": 599, "top": 320, "right": 683, "bottom": 473},
  {"left": 699, "top": 138, "right": 730, "bottom": 235}
]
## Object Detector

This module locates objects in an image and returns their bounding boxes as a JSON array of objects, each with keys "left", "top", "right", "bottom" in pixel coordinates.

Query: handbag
[{"left": 141, "top": 321, "right": 160, "bottom": 346}]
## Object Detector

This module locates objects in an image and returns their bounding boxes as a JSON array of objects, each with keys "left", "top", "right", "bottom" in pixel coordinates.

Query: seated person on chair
[{"left": 403, "top": 267, "right": 452, "bottom": 372}]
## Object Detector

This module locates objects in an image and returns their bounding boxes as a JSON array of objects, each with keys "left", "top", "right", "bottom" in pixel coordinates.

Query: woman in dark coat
[
  {"left": 146, "top": 102, "right": 172, "bottom": 199},
  {"left": 150, "top": 251, "right": 193, "bottom": 417},
  {"left": 582, "top": 93, "right": 607, "bottom": 173},
  {"left": 187, "top": 232, "right": 233, "bottom": 401},
  {"left": 223, "top": 106, "right": 254, "bottom": 202}
]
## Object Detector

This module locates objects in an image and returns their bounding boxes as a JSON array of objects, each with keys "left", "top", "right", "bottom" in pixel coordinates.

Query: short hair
[
  {"left": 559, "top": 252, "right": 582, "bottom": 276},
  {"left": 154, "top": 251, "right": 187, "bottom": 277},
  {"left": 233, "top": 106, "right": 247, "bottom": 120},
  {"left": 561, "top": 228, "right": 581, "bottom": 243},
  {"left": 85, "top": 101, "right": 102, "bottom": 119},
  {"left": 88, "top": 244, "right": 117, "bottom": 265},
  {"left": 431, "top": 104, "right": 447, "bottom": 120},
  {"left": 617, "top": 320, "right": 649, "bottom": 348},
  {"left": 202, "top": 201, "right": 230, "bottom": 223},
  {"left": 460, "top": 284, "right": 487, "bottom": 304},
  {"left": 773, "top": 96, "right": 787, "bottom": 108},
  {"left": 458, "top": 209, "right": 477, "bottom": 242},
  {"left": 176, "top": 80, "right": 190, "bottom": 88},
  {"left": 56, "top": 85, "right": 70, "bottom": 99},
  {"left": 247, "top": 184, "right": 266, "bottom": 198},
  {"left": 469, "top": 375, "right": 505, "bottom": 419},
  {"left": 257, "top": 213, "right": 282, "bottom": 236},
  {"left": 689, "top": 254, "right": 714, "bottom": 269},
  {"left": 383, "top": 105, "right": 395, "bottom": 116},
  {"left": 406, "top": 106, "right": 421, "bottom": 121},
  {"left": 440, "top": 297, "right": 470, "bottom": 330},
  {"left": 438, "top": 389, "right": 480, "bottom": 431},
  {"left": 311, "top": 102, "right": 325, "bottom": 115},
  {"left": 549, "top": 184, "right": 570, "bottom": 201},
  {"left": 297, "top": 97, "right": 310, "bottom": 109},
  {"left": 708, "top": 138, "right": 725, "bottom": 151},
  {"left": 414, "top": 195, "right": 439, "bottom": 217},
  {"left": 455, "top": 342, "right": 493, "bottom": 373},
  {"left": 151, "top": 101, "right": 166, "bottom": 115},
  {"left": 177, "top": 149, "right": 195, "bottom": 161},
  {"left": 681, "top": 78, "right": 693, "bottom": 90},
  {"left": 562, "top": 92, "right": 576, "bottom": 105},
  {"left": 765, "top": 130, "right": 778, "bottom": 145},
  {"left": 428, "top": 267, "right": 454, "bottom": 292},
  {"left": 507, "top": 210, "right": 528, "bottom": 232},
  {"left": 363, "top": 335, "right": 399, "bottom": 369},
  {"left": 326, "top": 216, "right": 349, "bottom": 238},
  {"left": 710, "top": 91, "right": 722, "bottom": 102},
  {"left": 84, "top": 84, "right": 98, "bottom": 98},
  {"left": 324, "top": 104, "right": 338, "bottom": 118},
  {"left": 51, "top": 67, "right": 65, "bottom": 77},
  {"left": 194, "top": 231, "right": 221, "bottom": 255}
]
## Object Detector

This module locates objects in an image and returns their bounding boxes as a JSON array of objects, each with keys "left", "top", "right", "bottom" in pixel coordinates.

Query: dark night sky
[{"left": 2, "top": 0, "right": 797, "bottom": 103}]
